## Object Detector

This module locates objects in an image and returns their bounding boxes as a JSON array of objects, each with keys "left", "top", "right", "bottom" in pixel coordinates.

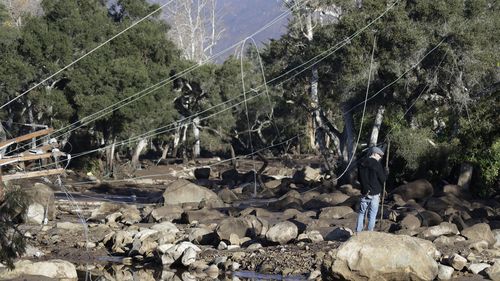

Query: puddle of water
[{"left": 233, "top": 270, "right": 307, "bottom": 281}]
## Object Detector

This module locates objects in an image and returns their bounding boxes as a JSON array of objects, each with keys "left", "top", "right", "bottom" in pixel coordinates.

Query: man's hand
[{"left": 384, "top": 167, "right": 390, "bottom": 175}]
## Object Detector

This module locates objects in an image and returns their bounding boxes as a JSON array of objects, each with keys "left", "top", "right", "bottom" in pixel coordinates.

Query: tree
[{"left": 162, "top": 0, "right": 224, "bottom": 64}]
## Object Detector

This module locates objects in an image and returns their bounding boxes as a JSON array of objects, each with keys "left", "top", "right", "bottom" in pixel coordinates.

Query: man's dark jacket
[{"left": 358, "top": 157, "right": 386, "bottom": 196}]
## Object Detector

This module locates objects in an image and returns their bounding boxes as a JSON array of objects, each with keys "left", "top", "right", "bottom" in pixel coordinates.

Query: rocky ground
[{"left": 1, "top": 158, "right": 499, "bottom": 281}]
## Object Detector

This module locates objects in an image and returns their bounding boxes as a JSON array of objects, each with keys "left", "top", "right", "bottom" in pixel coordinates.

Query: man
[{"left": 356, "top": 146, "right": 386, "bottom": 232}]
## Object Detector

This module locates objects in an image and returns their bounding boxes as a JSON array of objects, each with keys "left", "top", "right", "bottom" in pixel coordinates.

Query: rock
[
  {"left": 325, "top": 227, "right": 352, "bottom": 242},
  {"left": 26, "top": 203, "right": 45, "bottom": 225},
  {"left": 308, "top": 270, "right": 322, "bottom": 280},
  {"left": 412, "top": 237, "right": 441, "bottom": 260},
  {"left": 56, "top": 222, "right": 84, "bottom": 231},
  {"left": 134, "top": 229, "right": 159, "bottom": 241},
  {"left": 221, "top": 169, "right": 241, "bottom": 186},
  {"left": 119, "top": 205, "right": 142, "bottom": 225},
  {"left": 493, "top": 229, "right": 500, "bottom": 248},
  {"left": 151, "top": 222, "right": 179, "bottom": 233},
  {"left": 273, "top": 190, "right": 303, "bottom": 210},
  {"left": 112, "top": 231, "right": 134, "bottom": 254},
  {"left": 182, "top": 209, "right": 225, "bottom": 224},
  {"left": 218, "top": 188, "right": 239, "bottom": 203},
  {"left": 181, "top": 247, "right": 198, "bottom": 266},
  {"left": 89, "top": 202, "right": 123, "bottom": 222},
  {"left": 188, "top": 227, "right": 216, "bottom": 245},
  {"left": 331, "top": 232, "right": 438, "bottom": 281},
  {"left": 437, "top": 264, "right": 454, "bottom": 280},
  {"left": 247, "top": 243, "right": 262, "bottom": 250},
  {"left": 461, "top": 223, "right": 496, "bottom": 246},
  {"left": 419, "top": 210, "right": 443, "bottom": 227},
  {"left": 216, "top": 217, "right": 253, "bottom": 241},
  {"left": 266, "top": 221, "right": 298, "bottom": 244},
  {"left": 339, "top": 184, "right": 361, "bottom": 197},
  {"left": 22, "top": 245, "right": 44, "bottom": 258},
  {"left": 420, "top": 222, "right": 459, "bottom": 240},
  {"left": 468, "top": 263, "right": 490, "bottom": 274},
  {"left": 162, "top": 179, "right": 223, "bottom": 206},
  {"left": 293, "top": 166, "right": 322, "bottom": 183},
  {"left": 469, "top": 240, "right": 489, "bottom": 252},
  {"left": 486, "top": 261, "right": 500, "bottom": 281},
  {"left": 433, "top": 235, "right": 465, "bottom": 246},
  {"left": 448, "top": 254, "right": 467, "bottom": 271},
  {"left": 265, "top": 180, "right": 282, "bottom": 189},
  {"left": 26, "top": 183, "right": 56, "bottom": 221},
  {"left": 150, "top": 205, "right": 183, "bottom": 222},
  {"left": 194, "top": 167, "right": 211, "bottom": 180},
  {"left": 297, "top": 230, "right": 324, "bottom": 243},
  {"left": 400, "top": 214, "right": 421, "bottom": 230},
  {"left": 319, "top": 206, "right": 353, "bottom": 220},
  {"left": 0, "top": 259, "right": 77, "bottom": 280},
  {"left": 243, "top": 215, "right": 269, "bottom": 237},
  {"left": 392, "top": 179, "right": 434, "bottom": 202}
]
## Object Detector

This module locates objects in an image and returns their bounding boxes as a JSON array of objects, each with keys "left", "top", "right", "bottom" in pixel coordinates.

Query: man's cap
[{"left": 371, "top": 146, "right": 384, "bottom": 156}]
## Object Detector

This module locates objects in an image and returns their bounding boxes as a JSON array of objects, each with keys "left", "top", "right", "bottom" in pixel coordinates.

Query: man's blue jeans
[{"left": 356, "top": 194, "right": 380, "bottom": 232}]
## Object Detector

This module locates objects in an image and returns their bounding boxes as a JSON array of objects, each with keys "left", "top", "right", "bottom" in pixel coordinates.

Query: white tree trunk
[
  {"left": 341, "top": 103, "right": 356, "bottom": 163},
  {"left": 192, "top": 116, "right": 200, "bottom": 158},
  {"left": 106, "top": 138, "right": 116, "bottom": 175},
  {"left": 131, "top": 138, "right": 147, "bottom": 169},
  {"left": 458, "top": 163, "right": 473, "bottom": 191},
  {"left": 369, "top": 105, "right": 385, "bottom": 146}
]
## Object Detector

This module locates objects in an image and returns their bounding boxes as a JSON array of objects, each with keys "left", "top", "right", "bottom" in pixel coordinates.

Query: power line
[{"left": 7, "top": 0, "right": 308, "bottom": 156}]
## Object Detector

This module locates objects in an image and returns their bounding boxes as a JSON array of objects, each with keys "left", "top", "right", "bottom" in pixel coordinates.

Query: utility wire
[{"left": 7, "top": 0, "right": 308, "bottom": 156}]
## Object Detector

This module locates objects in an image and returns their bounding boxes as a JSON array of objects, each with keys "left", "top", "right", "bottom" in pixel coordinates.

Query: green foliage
[{"left": 0, "top": 186, "right": 29, "bottom": 269}]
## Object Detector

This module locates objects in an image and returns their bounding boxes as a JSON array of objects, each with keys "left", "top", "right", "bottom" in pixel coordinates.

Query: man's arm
[{"left": 375, "top": 162, "right": 387, "bottom": 184}]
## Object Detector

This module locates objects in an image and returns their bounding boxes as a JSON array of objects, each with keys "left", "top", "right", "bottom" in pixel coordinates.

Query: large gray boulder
[
  {"left": 23, "top": 183, "right": 56, "bottom": 224},
  {"left": 331, "top": 232, "right": 438, "bottom": 281},
  {"left": 420, "top": 222, "right": 459, "bottom": 240},
  {"left": 266, "top": 221, "right": 298, "bottom": 244},
  {"left": 215, "top": 217, "right": 253, "bottom": 241},
  {"left": 162, "top": 179, "right": 223, "bottom": 206},
  {"left": 319, "top": 206, "right": 354, "bottom": 220},
  {"left": 0, "top": 259, "right": 77, "bottom": 280},
  {"left": 461, "top": 223, "right": 496, "bottom": 246},
  {"left": 391, "top": 179, "right": 433, "bottom": 202}
]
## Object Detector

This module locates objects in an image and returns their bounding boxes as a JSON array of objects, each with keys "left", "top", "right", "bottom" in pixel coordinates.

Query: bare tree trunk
[
  {"left": 341, "top": 102, "right": 356, "bottom": 163},
  {"left": 192, "top": 116, "right": 200, "bottom": 158},
  {"left": 458, "top": 163, "right": 473, "bottom": 191},
  {"left": 369, "top": 105, "right": 385, "bottom": 146},
  {"left": 160, "top": 143, "right": 169, "bottom": 160},
  {"left": 106, "top": 138, "right": 116, "bottom": 176},
  {"left": 0, "top": 122, "right": 6, "bottom": 158},
  {"left": 172, "top": 123, "right": 182, "bottom": 158},
  {"left": 131, "top": 138, "right": 147, "bottom": 169}
]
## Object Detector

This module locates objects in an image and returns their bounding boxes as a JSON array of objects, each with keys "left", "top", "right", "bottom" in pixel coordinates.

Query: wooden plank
[
  {"left": 21, "top": 144, "right": 54, "bottom": 154},
  {"left": 0, "top": 128, "right": 54, "bottom": 150},
  {"left": 2, "top": 168, "right": 64, "bottom": 181},
  {"left": 0, "top": 153, "right": 53, "bottom": 166}
]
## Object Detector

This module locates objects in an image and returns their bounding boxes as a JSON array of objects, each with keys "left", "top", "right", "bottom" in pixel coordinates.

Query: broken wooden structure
[{"left": 0, "top": 128, "right": 65, "bottom": 182}]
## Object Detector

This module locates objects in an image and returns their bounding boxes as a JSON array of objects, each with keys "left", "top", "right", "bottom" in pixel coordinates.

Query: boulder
[
  {"left": 331, "top": 232, "right": 438, "bottom": 281},
  {"left": 217, "top": 188, "right": 239, "bottom": 204},
  {"left": 0, "top": 259, "right": 77, "bottom": 280},
  {"left": 400, "top": 214, "right": 421, "bottom": 230},
  {"left": 119, "top": 205, "right": 142, "bottom": 225},
  {"left": 89, "top": 202, "right": 123, "bottom": 222},
  {"left": 26, "top": 203, "right": 45, "bottom": 225},
  {"left": 448, "top": 254, "right": 467, "bottom": 271},
  {"left": 188, "top": 228, "right": 216, "bottom": 245},
  {"left": 325, "top": 227, "right": 352, "bottom": 242},
  {"left": 194, "top": 167, "right": 211, "bottom": 180},
  {"left": 26, "top": 183, "right": 56, "bottom": 220},
  {"left": 243, "top": 215, "right": 269, "bottom": 237},
  {"left": 437, "top": 264, "right": 454, "bottom": 280},
  {"left": 494, "top": 229, "right": 500, "bottom": 249},
  {"left": 182, "top": 209, "right": 225, "bottom": 224},
  {"left": 151, "top": 222, "right": 179, "bottom": 233},
  {"left": 150, "top": 205, "right": 183, "bottom": 222},
  {"left": 266, "top": 221, "right": 298, "bottom": 244},
  {"left": 215, "top": 217, "right": 253, "bottom": 241},
  {"left": 162, "top": 179, "right": 223, "bottom": 206},
  {"left": 319, "top": 206, "right": 354, "bottom": 220},
  {"left": 486, "top": 261, "right": 500, "bottom": 281},
  {"left": 420, "top": 222, "right": 459, "bottom": 240},
  {"left": 297, "top": 230, "right": 324, "bottom": 243},
  {"left": 461, "top": 223, "right": 496, "bottom": 246},
  {"left": 419, "top": 210, "right": 443, "bottom": 227},
  {"left": 468, "top": 263, "right": 490, "bottom": 274},
  {"left": 392, "top": 179, "right": 433, "bottom": 202}
]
